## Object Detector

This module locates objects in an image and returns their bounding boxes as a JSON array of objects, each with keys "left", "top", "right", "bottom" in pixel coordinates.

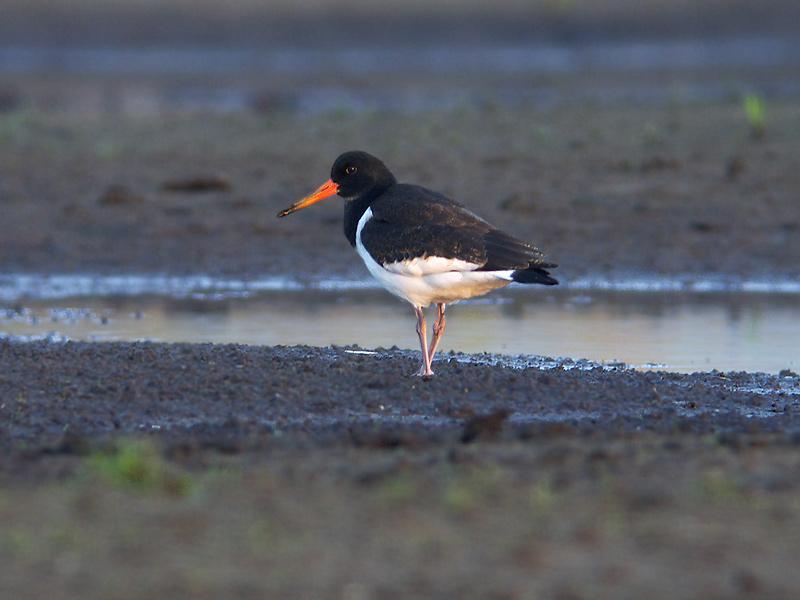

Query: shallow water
[
  {"left": 2, "top": 273, "right": 798, "bottom": 301},
  {"left": 2, "top": 287, "right": 797, "bottom": 374}
]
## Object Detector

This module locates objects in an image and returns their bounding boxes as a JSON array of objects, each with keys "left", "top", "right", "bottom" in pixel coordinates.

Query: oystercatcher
[{"left": 277, "top": 151, "right": 557, "bottom": 377}]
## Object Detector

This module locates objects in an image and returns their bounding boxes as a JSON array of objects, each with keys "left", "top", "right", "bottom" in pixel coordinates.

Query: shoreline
[
  {"left": 1, "top": 271, "right": 800, "bottom": 302},
  {"left": 2, "top": 340, "right": 798, "bottom": 450}
]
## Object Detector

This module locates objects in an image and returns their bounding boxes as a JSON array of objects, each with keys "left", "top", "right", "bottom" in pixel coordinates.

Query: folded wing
[{"left": 359, "top": 184, "right": 556, "bottom": 276}]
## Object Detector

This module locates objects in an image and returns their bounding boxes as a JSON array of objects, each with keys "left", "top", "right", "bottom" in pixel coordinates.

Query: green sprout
[
  {"left": 743, "top": 94, "right": 766, "bottom": 139},
  {"left": 89, "top": 440, "right": 191, "bottom": 496}
]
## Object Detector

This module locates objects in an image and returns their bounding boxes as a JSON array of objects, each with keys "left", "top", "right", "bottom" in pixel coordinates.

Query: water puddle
[
  {"left": 2, "top": 273, "right": 798, "bottom": 301},
  {"left": 1, "top": 285, "right": 797, "bottom": 374}
]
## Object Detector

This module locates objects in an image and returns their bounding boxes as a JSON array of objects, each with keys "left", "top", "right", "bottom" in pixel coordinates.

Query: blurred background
[
  {"left": 3, "top": 7, "right": 800, "bottom": 598},
  {"left": 2, "top": 0, "right": 800, "bottom": 116}
]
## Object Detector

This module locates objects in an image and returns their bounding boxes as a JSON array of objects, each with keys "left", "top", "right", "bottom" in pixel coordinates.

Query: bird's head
[{"left": 277, "top": 151, "right": 396, "bottom": 217}]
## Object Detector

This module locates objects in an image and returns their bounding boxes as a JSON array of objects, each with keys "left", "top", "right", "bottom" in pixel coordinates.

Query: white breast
[
  {"left": 383, "top": 256, "right": 481, "bottom": 276},
  {"left": 355, "top": 207, "right": 514, "bottom": 308}
]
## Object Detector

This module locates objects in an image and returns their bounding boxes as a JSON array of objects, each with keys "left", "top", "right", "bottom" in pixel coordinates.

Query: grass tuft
[
  {"left": 743, "top": 94, "right": 766, "bottom": 139},
  {"left": 89, "top": 440, "right": 192, "bottom": 496}
]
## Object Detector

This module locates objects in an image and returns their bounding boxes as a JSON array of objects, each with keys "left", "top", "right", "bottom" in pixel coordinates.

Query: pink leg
[
  {"left": 413, "top": 306, "right": 434, "bottom": 377},
  {"left": 428, "top": 303, "right": 447, "bottom": 364}
]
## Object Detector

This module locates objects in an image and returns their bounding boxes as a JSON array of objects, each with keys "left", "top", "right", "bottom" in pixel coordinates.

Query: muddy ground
[
  {"left": 1, "top": 102, "right": 799, "bottom": 283},
  {"left": 1, "top": 341, "right": 799, "bottom": 598}
]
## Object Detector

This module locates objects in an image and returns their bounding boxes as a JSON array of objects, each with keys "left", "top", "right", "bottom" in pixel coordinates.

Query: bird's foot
[{"left": 414, "top": 365, "right": 434, "bottom": 379}]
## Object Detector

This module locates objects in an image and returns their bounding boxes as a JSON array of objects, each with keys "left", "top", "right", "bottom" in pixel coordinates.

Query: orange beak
[{"left": 277, "top": 179, "right": 340, "bottom": 217}]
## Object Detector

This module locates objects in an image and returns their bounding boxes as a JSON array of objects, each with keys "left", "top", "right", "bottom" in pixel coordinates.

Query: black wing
[{"left": 360, "top": 184, "right": 556, "bottom": 272}]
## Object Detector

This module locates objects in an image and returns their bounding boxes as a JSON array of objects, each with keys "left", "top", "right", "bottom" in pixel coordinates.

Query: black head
[
  {"left": 330, "top": 151, "right": 396, "bottom": 199},
  {"left": 277, "top": 150, "right": 396, "bottom": 217}
]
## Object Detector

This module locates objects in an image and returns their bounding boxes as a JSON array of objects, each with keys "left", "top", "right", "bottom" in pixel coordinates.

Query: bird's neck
[{"left": 343, "top": 181, "right": 394, "bottom": 246}]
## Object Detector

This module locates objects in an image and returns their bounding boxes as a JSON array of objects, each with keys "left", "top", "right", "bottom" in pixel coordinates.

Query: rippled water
[{"left": 2, "top": 286, "right": 797, "bottom": 374}]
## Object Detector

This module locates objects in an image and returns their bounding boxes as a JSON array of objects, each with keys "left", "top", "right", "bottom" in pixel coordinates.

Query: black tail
[{"left": 511, "top": 266, "right": 558, "bottom": 286}]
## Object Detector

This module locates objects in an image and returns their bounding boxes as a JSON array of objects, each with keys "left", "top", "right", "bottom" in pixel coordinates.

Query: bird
[{"left": 277, "top": 151, "right": 557, "bottom": 377}]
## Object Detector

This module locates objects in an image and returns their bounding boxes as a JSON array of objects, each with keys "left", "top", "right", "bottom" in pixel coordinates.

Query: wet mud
[
  {"left": 2, "top": 340, "right": 799, "bottom": 454},
  {"left": 1, "top": 340, "right": 800, "bottom": 598}
]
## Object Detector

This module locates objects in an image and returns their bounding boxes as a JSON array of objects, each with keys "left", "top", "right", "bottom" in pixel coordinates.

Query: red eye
[{"left": 345, "top": 166, "right": 357, "bottom": 175}]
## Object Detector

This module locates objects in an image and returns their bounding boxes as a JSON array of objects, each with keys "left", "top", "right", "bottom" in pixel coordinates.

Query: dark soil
[
  {"left": 1, "top": 340, "right": 800, "bottom": 598},
  {"left": 2, "top": 341, "right": 799, "bottom": 450}
]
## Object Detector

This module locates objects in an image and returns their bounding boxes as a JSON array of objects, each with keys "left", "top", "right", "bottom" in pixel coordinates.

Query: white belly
[{"left": 355, "top": 208, "right": 514, "bottom": 307}]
